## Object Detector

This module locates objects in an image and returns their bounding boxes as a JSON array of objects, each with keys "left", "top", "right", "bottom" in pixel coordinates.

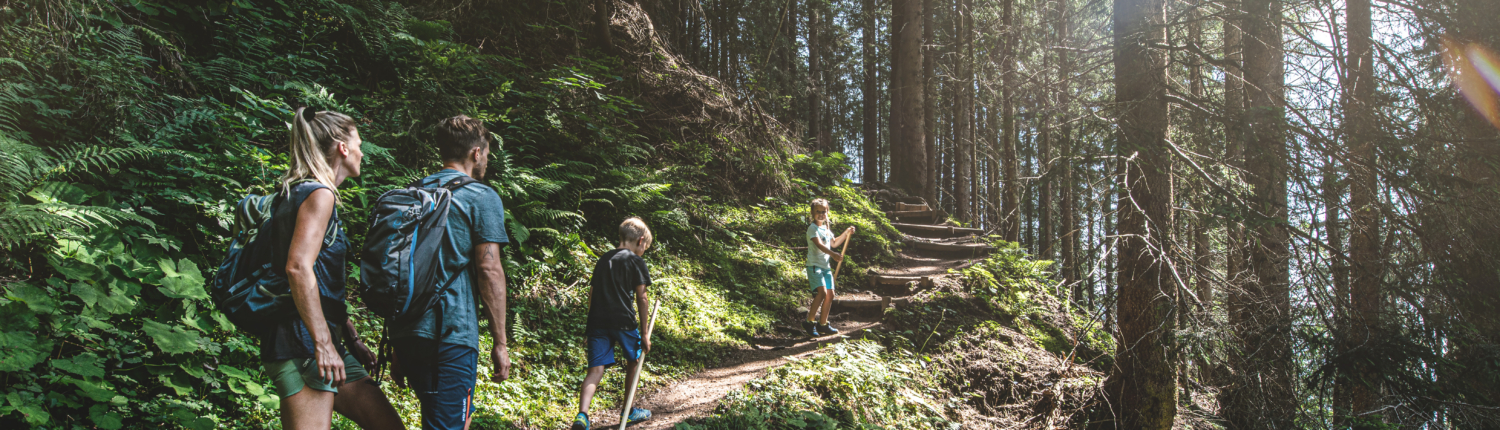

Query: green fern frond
[
  {"left": 35, "top": 202, "right": 156, "bottom": 230},
  {"left": 48, "top": 146, "right": 163, "bottom": 179},
  {"left": 505, "top": 216, "right": 531, "bottom": 244}
]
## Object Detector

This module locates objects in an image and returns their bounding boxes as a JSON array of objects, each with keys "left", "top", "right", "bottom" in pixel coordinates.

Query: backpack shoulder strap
[{"left": 441, "top": 175, "right": 480, "bottom": 191}]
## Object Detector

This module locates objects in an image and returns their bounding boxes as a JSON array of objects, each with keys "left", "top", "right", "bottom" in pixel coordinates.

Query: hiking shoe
[
  {"left": 818, "top": 324, "right": 840, "bottom": 335},
  {"left": 625, "top": 407, "right": 652, "bottom": 424},
  {"left": 571, "top": 412, "right": 589, "bottom": 430},
  {"left": 803, "top": 320, "right": 819, "bottom": 337}
]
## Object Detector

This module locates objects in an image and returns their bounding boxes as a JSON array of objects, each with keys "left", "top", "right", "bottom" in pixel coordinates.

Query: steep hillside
[{"left": 0, "top": 1, "right": 1107, "bottom": 429}]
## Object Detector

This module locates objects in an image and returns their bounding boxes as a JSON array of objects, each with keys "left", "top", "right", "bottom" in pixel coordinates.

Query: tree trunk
[
  {"left": 1000, "top": 0, "right": 1020, "bottom": 241},
  {"left": 922, "top": 0, "right": 939, "bottom": 204},
  {"left": 863, "top": 0, "right": 880, "bottom": 184},
  {"left": 808, "top": 0, "right": 823, "bottom": 151},
  {"left": 891, "top": 0, "right": 927, "bottom": 196},
  {"left": 954, "top": 0, "right": 972, "bottom": 222},
  {"left": 1104, "top": 0, "right": 1178, "bottom": 426},
  {"left": 595, "top": 0, "right": 614, "bottom": 51},
  {"left": 1343, "top": 0, "right": 1383, "bottom": 425},
  {"left": 1223, "top": 0, "right": 1295, "bottom": 425},
  {"left": 1057, "top": 0, "right": 1077, "bottom": 293}
]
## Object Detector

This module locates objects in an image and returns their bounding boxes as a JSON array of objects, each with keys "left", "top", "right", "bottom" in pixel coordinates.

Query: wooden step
[
  {"left": 885, "top": 209, "right": 940, "bottom": 219},
  {"left": 831, "top": 296, "right": 911, "bottom": 315},
  {"left": 891, "top": 222, "right": 983, "bottom": 237},
  {"left": 908, "top": 241, "right": 994, "bottom": 253},
  {"left": 894, "top": 202, "right": 930, "bottom": 212},
  {"left": 869, "top": 274, "right": 925, "bottom": 286}
]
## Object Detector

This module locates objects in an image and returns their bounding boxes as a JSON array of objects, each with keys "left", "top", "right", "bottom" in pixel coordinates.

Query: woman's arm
[{"left": 285, "top": 188, "right": 345, "bottom": 386}]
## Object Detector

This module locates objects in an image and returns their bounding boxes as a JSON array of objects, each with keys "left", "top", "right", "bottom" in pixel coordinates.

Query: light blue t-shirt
[
  {"left": 389, "top": 169, "right": 509, "bottom": 349},
  {"left": 805, "top": 223, "right": 834, "bottom": 270}
]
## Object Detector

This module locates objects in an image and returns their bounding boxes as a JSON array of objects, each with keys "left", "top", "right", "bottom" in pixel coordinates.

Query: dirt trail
[{"left": 595, "top": 204, "right": 990, "bottom": 429}]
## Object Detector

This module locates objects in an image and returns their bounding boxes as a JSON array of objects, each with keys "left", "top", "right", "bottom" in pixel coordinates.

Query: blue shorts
[
  {"left": 586, "top": 328, "right": 643, "bottom": 368},
  {"left": 807, "top": 266, "right": 834, "bottom": 293},
  {"left": 393, "top": 338, "right": 477, "bottom": 430}
]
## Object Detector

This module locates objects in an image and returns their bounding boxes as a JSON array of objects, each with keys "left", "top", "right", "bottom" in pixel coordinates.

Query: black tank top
[{"left": 259, "top": 181, "right": 350, "bottom": 361}]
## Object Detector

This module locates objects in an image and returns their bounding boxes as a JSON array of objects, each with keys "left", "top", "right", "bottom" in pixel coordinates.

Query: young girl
[
  {"left": 267, "top": 108, "right": 401, "bottom": 430},
  {"left": 805, "top": 198, "right": 855, "bottom": 336}
]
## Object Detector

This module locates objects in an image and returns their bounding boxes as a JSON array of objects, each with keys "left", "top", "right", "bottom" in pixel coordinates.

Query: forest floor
[{"left": 592, "top": 207, "right": 995, "bottom": 429}]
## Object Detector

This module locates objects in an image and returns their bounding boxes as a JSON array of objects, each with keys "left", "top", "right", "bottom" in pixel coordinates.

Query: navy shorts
[
  {"left": 394, "top": 338, "right": 478, "bottom": 430},
  {"left": 586, "top": 327, "right": 643, "bottom": 368}
]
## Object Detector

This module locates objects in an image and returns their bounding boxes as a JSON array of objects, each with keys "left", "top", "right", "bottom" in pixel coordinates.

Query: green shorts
[{"left": 265, "top": 353, "right": 370, "bottom": 398}]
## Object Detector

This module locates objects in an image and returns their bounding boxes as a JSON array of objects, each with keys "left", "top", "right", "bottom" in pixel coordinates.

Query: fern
[{"left": 0, "top": 141, "right": 162, "bottom": 249}]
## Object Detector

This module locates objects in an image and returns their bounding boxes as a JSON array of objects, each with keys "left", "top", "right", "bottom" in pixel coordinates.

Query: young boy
[
  {"left": 573, "top": 217, "right": 655, "bottom": 430},
  {"left": 805, "top": 198, "right": 855, "bottom": 337}
]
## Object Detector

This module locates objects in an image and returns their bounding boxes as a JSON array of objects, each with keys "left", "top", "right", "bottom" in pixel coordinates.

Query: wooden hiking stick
[
  {"left": 617, "top": 301, "right": 660, "bottom": 430},
  {"left": 832, "top": 229, "right": 852, "bottom": 281}
]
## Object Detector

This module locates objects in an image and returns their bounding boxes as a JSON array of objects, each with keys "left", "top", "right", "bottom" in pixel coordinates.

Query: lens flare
[{"left": 1441, "top": 36, "right": 1500, "bottom": 129}]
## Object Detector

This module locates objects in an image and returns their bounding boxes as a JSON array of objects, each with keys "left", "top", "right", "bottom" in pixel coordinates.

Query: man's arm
[{"left": 474, "top": 242, "right": 512, "bottom": 382}]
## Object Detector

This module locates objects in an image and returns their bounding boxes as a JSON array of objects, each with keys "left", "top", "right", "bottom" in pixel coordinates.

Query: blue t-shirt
[
  {"left": 389, "top": 169, "right": 509, "bottom": 349},
  {"left": 806, "top": 223, "right": 834, "bottom": 270}
]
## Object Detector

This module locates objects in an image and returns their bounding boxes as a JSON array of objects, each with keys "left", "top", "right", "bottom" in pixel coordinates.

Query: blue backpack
[
  {"left": 359, "top": 176, "right": 480, "bottom": 324},
  {"left": 212, "top": 182, "right": 340, "bottom": 337}
]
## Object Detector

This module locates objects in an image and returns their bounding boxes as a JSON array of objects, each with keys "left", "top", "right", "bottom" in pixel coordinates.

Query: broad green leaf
[
  {"left": 4, "top": 282, "right": 56, "bottom": 314},
  {"left": 51, "top": 353, "right": 105, "bottom": 379},
  {"left": 49, "top": 254, "right": 101, "bottom": 281},
  {"left": 71, "top": 281, "right": 103, "bottom": 307},
  {"left": 141, "top": 320, "right": 201, "bottom": 354},
  {"left": 159, "top": 373, "right": 193, "bottom": 396},
  {"left": 96, "top": 282, "right": 137, "bottom": 315},
  {"left": 158, "top": 258, "right": 208, "bottom": 300},
  {"left": 219, "top": 365, "right": 254, "bottom": 381},
  {"left": 5, "top": 391, "right": 50, "bottom": 425},
  {"left": 72, "top": 378, "right": 117, "bottom": 402},
  {"left": 89, "top": 404, "right": 123, "bottom": 430},
  {"left": 0, "top": 330, "right": 52, "bottom": 372}
]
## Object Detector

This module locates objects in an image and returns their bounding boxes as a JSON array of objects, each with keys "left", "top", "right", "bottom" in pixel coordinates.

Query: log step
[
  {"left": 831, "top": 296, "right": 911, "bottom": 314},
  {"left": 885, "top": 210, "right": 940, "bottom": 219},
  {"left": 908, "top": 241, "right": 994, "bottom": 253},
  {"left": 894, "top": 202, "right": 930, "bottom": 212},
  {"left": 891, "top": 222, "right": 983, "bottom": 237},
  {"left": 869, "top": 274, "right": 925, "bottom": 286}
]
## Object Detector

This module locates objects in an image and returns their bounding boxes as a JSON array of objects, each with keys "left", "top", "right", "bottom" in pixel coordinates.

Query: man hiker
[
  {"left": 390, "top": 115, "right": 514, "bottom": 430},
  {"left": 572, "top": 217, "right": 656, "bottom": 430}
]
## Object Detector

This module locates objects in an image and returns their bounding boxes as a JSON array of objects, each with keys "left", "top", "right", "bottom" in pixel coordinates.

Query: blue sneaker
[
  {"left": 803, "top": 320, "right": 819, "bottom": 337},
  {"left": 818, "top": 324, "right": 840, "bottom": 335},
  {"left": 625, "top": 407, "right": 652, "bottom": 424},
  {"left": 571, "top": 412, "right": 589, "bottom": 430}
]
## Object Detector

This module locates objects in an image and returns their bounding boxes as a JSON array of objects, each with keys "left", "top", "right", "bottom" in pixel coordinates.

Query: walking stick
[
  {"left": 617, "top": 301, "right": 660, "bottom": 429},
  {"left": 832, "top": 229, "right": 852, "bottom": 281}
]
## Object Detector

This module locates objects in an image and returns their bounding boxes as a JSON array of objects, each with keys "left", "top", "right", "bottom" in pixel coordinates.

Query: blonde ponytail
[{"left": 280, "top": 107, "right": 356, "bottom": 202}]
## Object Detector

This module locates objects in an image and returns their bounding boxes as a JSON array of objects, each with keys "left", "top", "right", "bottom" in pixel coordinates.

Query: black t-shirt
[{"left": 586, "top": 248, "right": 653, "bottom": 331}]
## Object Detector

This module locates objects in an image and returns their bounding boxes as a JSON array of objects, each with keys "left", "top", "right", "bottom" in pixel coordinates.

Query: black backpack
[
  {"left": 359, "top": 176, "right": 479, "bottom": 323},
  {"left": 212, "top": 182, "right": 341, "bottom": 337}
]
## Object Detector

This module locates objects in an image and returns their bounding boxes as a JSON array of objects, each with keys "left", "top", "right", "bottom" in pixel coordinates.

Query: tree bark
[
  {"left": 1342, "top": 0, "right": 1383, "bottom": 425},
  {"left": 1001, "top": 0, "right": 1019, "bottom": 241},
  {"left": 1104, "top": 0, "right": 1178, "bottom": 427},
  {"left": 863, "top": 0, "right": 880, "bottom": 184},
  {"left": 923, "top": 0, "right": 939, "bottom": 204},
  {"left": 955, "top": 0, "right": 972, "bottom": 222},
  {"left": 891, "top": 0, "right": 928, "bottom": 196},
  {"left": 808, "top": 0, "right": 823, "bottom": 151},
  {"left": 1224, "top": 0, "right": 1296, "bottom": 425},
  {"left": 1059, "top": 0, "right": 1077, "bottom": 294}
]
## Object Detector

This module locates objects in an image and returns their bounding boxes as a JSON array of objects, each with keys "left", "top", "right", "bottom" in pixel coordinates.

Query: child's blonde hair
[
  {"left": 810, "top": 198, "right": 830, "bottom": 226},
  {"left": 620, "top": 216, "right": 652, "bottom": 243}
]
